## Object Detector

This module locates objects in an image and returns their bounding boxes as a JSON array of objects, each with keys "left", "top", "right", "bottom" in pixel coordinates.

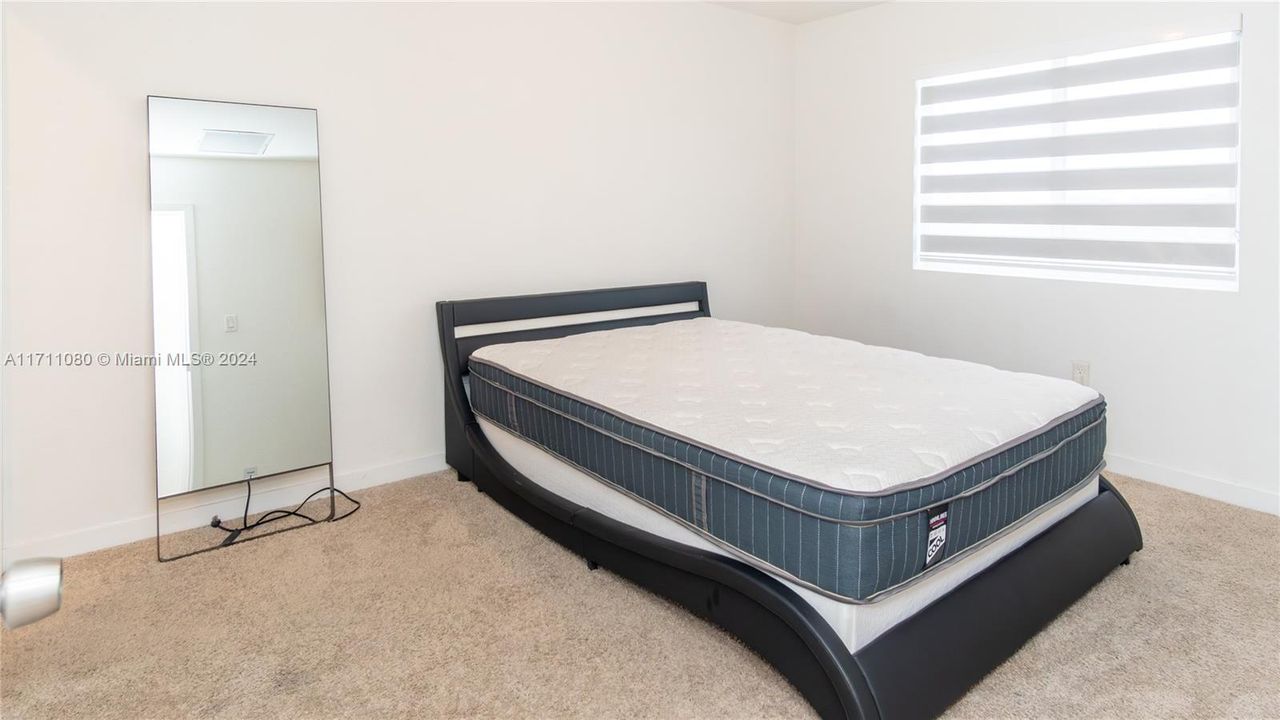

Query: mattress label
[{"left": 925, "top": 504, "right": 949, "bottom": 568}]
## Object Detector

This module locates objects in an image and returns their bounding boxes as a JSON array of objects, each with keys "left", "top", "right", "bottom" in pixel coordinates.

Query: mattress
[
  {"left": 478, "top": 415, "right": 1100, "bottom": 652},
  {"left": 468, "top": 318, "right": 1106, "bottom": 603}
]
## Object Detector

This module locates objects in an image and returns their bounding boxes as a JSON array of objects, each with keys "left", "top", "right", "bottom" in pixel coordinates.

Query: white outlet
[
  {"left": 224, "top": 314, "right": 239, "bottom": 333},
  {"left": 244, "top": 466, "right": 257, "bottom": 479},
  {"left": 1071, "top": 361, "right": 1091, "bottom": 386}
]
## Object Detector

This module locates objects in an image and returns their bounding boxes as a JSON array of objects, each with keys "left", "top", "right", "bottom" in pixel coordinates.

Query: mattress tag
[{"left": 925, "top": 504, "right": 949, "bottom": 568}]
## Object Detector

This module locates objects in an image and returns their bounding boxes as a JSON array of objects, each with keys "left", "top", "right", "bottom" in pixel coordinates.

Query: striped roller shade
[{"left": 914, "top": 29, "right": 1242, "bottom": 290}]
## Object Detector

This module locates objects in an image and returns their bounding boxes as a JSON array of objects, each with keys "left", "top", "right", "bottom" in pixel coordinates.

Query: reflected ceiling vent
[{"left": 199, "top": 129, "right": 274, "bottom": 155}]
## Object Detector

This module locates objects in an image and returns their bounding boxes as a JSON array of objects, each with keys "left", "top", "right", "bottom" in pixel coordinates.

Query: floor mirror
[{"left": 147, "top": 96, "right": 354, "bottom": 560}]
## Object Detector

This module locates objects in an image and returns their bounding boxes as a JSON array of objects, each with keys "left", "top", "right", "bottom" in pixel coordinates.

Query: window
[{"left": 914, "top": 29, "right": 1242, "bottom": 291}]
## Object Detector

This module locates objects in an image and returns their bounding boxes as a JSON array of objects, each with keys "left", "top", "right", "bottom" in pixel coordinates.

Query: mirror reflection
[{"left": 149, "top": 97, "right": 331, "bottom": 498}]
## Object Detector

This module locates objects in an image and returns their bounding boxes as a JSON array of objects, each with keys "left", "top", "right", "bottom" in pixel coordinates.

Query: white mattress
[
  {"left": 472, "top": 318, "right": 1101, "bottom": 494},
  {"left": 479, "top": 416, "right": 1100, "bottom": 652}
]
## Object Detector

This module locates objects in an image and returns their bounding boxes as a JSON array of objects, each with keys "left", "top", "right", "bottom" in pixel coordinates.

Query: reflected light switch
[{"left": 224, "top": 314, "right": 239, "bottom": 333}]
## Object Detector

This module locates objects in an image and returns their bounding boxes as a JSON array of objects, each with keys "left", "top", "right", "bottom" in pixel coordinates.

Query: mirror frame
[{"left": 146, "top": 95, "right": 344, "bottom": 560}]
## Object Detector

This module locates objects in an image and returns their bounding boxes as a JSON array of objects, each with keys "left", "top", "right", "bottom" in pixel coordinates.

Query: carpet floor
[{"left": 2, "top": 471, "right": 1276, "bottom": 719}]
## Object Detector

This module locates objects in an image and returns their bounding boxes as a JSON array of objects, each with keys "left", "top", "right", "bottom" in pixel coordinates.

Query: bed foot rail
[
  {"left": 851, "top": 482, "right": 1143, "bottom": 720},
  {"left": 464, "top": 424, "right": 1142, "bottom": 720}
]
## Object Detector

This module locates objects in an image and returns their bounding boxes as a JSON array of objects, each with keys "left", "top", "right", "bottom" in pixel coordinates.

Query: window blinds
[{"left": 914, "top": 30, "right": 1242, "bottom": 290}]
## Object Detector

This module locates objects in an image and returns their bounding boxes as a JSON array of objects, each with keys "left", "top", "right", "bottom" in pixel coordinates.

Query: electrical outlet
[
  {"left": 1071, "top": 361, "right": 1091, "bottom": 386},
  {"left": 224, "top": 314, "right": 239, "bottom": 333},
  {"left": 244, "top": 466, "right": 257, "bottom": 479}
]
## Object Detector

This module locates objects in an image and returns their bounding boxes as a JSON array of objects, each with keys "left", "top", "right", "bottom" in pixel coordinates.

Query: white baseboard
[
  {"left": 2, "top": 453, "right": 449, "bottom": 563},
  {"left": 1105, "top": 452, "right": 1279, "bottom": 516},
  {"left": 9, "top": 450, "right": 1272, "bottom": 561}
]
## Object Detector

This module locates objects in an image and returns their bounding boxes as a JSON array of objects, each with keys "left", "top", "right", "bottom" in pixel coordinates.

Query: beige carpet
[{"left": 2, "top": 472, "right": 1276, "bottom": 719}]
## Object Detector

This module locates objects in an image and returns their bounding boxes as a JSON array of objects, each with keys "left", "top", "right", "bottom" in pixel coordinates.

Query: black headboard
[{"left": 435, "top": 281, "right": 710, "bottom": 480}]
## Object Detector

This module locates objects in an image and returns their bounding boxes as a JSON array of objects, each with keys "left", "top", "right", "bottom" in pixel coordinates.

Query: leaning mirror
[{"left": 149, "top": 97, "right": 341, "bottom": 559}]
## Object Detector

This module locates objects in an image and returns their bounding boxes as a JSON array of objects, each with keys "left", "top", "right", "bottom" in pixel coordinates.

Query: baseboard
[
  {"left": 2, "top": 452, "right": 449, "bottom": 563},
  {"left": 10, "top": 450, "right": 1270, "bottom": 561},
  {"left": 1105, "top": 453, "right": 1279, "bottom": 516}
]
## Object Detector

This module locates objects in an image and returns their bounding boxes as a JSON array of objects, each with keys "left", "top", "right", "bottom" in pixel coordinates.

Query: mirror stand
[{"left": 156, "top": 463, "right": 360, "bottom": 562}]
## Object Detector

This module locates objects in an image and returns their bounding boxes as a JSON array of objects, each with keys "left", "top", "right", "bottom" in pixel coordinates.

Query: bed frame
[{"left": 436, "top": 281, "right": 1142, "bottom": 720}]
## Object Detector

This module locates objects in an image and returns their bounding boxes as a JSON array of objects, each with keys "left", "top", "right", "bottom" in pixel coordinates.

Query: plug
[{"left": 210, "top": 515, "right": 222, "bottom": 528}]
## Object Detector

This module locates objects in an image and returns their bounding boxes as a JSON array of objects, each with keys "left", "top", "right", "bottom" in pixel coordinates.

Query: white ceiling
[
  {"left": 148, "top": 97, "right": 318, "bottom": 160},
  {"left": 715, "top": 1, "right": 881, "bottom": 25}
]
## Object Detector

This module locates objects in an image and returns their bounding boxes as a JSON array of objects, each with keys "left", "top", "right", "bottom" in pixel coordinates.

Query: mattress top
[{"left": 469, "top": 318, "right": 1101, "bottom": 494}]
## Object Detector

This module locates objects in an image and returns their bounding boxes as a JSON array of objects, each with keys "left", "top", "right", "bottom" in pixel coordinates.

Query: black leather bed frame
[{"left": 436, "top": 281, "right": 1143, "bottom": 720}]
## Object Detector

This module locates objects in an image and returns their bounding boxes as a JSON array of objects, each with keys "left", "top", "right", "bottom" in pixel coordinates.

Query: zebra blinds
[{"left": 914, "top": 30, "right": 1242, "bottom": 290}]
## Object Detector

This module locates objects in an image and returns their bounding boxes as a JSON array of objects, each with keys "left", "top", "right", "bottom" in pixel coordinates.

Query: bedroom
[{"left": 1, "top": 1, "right": 1276, "bottom": 718}]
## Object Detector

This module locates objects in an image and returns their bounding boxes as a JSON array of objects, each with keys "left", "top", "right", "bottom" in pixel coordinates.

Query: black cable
[
  {"left": 242, "top": 478, "right": 253, "bottom": 529},
  {"left": 246, "top": 486, "right": 362, "bottom": 527},
  {"left": 213, "top": 480, "right": 361, "bottom": 535}
]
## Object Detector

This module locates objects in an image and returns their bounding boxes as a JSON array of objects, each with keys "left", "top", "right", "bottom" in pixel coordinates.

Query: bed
[{"left": 437, "top": 282, "right": 1142, "bottom": 719}]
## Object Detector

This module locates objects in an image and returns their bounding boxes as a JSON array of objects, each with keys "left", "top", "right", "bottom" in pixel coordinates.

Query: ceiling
[{"left": 715, "top": 1, "right": 881, "bottom": 25}]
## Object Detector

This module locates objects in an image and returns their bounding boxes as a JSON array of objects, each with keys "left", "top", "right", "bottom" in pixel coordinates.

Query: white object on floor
[
  {"left": 0, "top": 558, "right": 63, "bottom": 629},
  {"left": 479, "top": 417, "right": 1099, "bottom": 652}
]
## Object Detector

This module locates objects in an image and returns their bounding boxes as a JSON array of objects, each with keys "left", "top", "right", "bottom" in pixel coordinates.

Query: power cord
[{"left": 211, "top": 480, "right": 361, "bottom": 538}]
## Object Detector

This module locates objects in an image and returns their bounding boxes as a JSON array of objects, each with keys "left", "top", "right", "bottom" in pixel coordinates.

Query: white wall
[
  {"left": 795, "top": 2, "right": 1280, "bottom": 513},
  {"left": 0, "top": 5, "right": 6, "bottom": 561},
  {"left": 2, "top": 1, "right": 796, "bottom": 559}
]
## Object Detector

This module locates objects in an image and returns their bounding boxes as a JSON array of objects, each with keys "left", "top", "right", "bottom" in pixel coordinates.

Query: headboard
[{"left": 435, "top": 281, "right": 710, "bottom": 480}]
